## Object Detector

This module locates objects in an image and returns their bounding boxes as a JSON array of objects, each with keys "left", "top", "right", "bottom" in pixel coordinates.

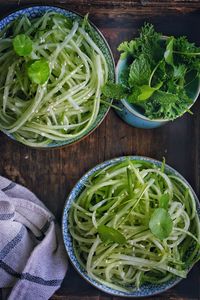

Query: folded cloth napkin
[{"left": 0, "top": 176, "right": 68, "bottom": 300}]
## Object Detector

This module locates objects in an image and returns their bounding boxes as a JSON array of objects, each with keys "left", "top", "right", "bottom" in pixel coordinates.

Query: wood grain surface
[{"left": 0, "top": 1, "right": 200, "bottom": 299}]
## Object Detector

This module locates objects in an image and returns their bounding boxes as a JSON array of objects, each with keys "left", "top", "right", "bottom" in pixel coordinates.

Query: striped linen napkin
[{"left": 0, "top": 176, "right": 68, "bottom": 300}]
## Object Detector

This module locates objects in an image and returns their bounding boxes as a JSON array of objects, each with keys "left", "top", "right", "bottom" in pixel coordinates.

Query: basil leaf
[
  {"left": 13, "top": 34, "right": 33, "bottom": 57},
  {"left": 97, "top": 225, "right": 126, "bottom": 244},
  {"left": 28, "top": 59, "right": 50, "bottom": 84},
  {"left": 149, "top": 208, "right": 173, "bottom": 240}
]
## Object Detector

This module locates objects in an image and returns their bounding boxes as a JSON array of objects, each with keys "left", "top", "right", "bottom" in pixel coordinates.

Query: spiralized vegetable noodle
[
  {"left": 0, "top": 12, "right": 108, "bottom": 146},
  {"left": 69, "top": 159, "right": 200, "bottom": 292}
]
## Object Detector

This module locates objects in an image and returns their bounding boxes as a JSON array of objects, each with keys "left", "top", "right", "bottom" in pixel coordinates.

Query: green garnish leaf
[
  {"left": 127, "top": 86, "right": 141, "bottom": 103},
  {"left": 120, "top": 66, "right": 130, "bottom": 89},
  {"left": 138, "top": 85, "right": 155, "bottom": 101},
  {"left": 137, "top": 82, "right": 163, "bottom": 101},
  {"left": 102, "top": 82, "right": 127, "bottom": 100},
  {"left": 97, "top": 225, "right": 126, "bottom": 244},
  {"left": 149, "top": 208, "right": 173, "bottom": 240},
  {"left": 143, "top": 90, "right": 191, "bottom": 120},
  {"left": 164, "top": 37, "right": 174, "bottom": 66},
  {"left": 13, "top": 34, "right": 33, "bottom": 57},
  {"left": 27, "top": 59, "right": 50, "bottom": 84},
  {"left": 159, "top": 193, "right": 170, "bottom": 209},
  {"left": 128, "top": 54, "right": 151, "bottom": 87},
  {"left": 173, "top": 64, "right": 186, "bottom": 79},
  {"left": 152, "top": 90, "right": 181, "bottom": 107},
  {"left": 118, "top": 40, "right": 137, "bottom": 59}
]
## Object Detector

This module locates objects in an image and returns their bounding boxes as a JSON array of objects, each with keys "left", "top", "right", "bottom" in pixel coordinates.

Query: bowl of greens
[
  {"left": 62, "top": 156, "right": 200, "bottom": 297},
  {"left": 0, "top": 6, "right": 115, "bottom": 147},
  {"left": 102, "top": 24, "right": 200, "bottom": 129}
]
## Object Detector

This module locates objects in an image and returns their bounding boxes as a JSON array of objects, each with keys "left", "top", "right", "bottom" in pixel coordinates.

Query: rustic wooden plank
[
  {"left": 2, "top": 0, "right": 200, "bottom": 5},
  {"left": 0, "top": 0, "right": 200, "bottom": 16}
]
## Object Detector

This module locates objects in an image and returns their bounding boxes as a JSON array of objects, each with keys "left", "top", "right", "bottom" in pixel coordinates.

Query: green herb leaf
[
  {"left": 159, "top": 193, "right": 170, "bottom": 209},
  {"left": 102, "top": 82, "right": 127, "bottom": 100},
  {"left": 13, "top": 34, "right": 33, "bottom": 57},
  {"left": 137, "top": 82, "right": 163, "bottom": 101},
  {"left": 97, "top": 225, "right": 126, "bottom": 244},
  {"left": 120, "top": 66, "right": 130, "bottom": 89},
  {"left": 144, "top": 89, "right": 192, "bottom": 119},
  {"left": 173, "top": 65, "right": 186, "bottom": 79},
  {"left": 27, "top": 59, "right": 50, "bottom": 84},
  {"left": 153, "top": 90, "right": 180, "bottom": 105},
  {"left": 127, "top": 86, "right": 141, "bottom": 103},
  {"left": 129, "top": 55, "right": 151, "bottom": 87},
  {"left": 137, "top": 85, "right": 156, "bottom": 101},
  {"left": 149, "top": 208, "right": 173, "bottom": 240},
  {"left": 164, "top": 37, "right": 174, "bottom": 66},
  {"left": 118, "top": 40, "right": 137, "bottom": 59}
]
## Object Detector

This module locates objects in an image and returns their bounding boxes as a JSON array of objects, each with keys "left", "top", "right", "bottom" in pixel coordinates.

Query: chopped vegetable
[
  {"left": 102, "top": 23, "right": 200, "bottom": 120},
  {"left": 0, "top": 12, "right": 109, "bottom": 146},
  {"left": 69, "top": 159, "right": 200, "bottom": 292}
]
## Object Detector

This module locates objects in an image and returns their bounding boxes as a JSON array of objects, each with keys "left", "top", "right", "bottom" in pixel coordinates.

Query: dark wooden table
[{"left": 0, "top": 1, "right": 200, "bottom": 299}]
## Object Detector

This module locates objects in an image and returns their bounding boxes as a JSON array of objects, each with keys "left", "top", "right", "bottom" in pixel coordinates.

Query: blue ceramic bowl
[
  {"left": 0, "top": 6, "right": 115, "bottom": 148},
  {"left": 62, "top": 156, "right": 200, "bottom": 297},
  {"left": 115, "top": 58, "right": 200, "bottom": 129}
]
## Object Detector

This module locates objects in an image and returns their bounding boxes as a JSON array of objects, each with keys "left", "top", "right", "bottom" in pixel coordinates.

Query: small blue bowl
[
  {"left": 115, "top": 57, "right": 200, "bottom": 129},
  {"left": 0, "top": 6, "right": 115, "bottom": 148},
  {"left": 62, "top": 156, "right": 200, "bottom": 297}
]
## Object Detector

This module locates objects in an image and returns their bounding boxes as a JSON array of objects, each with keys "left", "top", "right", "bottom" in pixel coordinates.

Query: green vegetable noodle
[
  {"left": 102, "top": 23, "right": 200, "bottom": 120},
  {"left": 69, "top": 159, "right": 200, "bottom": 292},
  {"left": 0, "top": 13, "right": 108, "bottom": 146}
]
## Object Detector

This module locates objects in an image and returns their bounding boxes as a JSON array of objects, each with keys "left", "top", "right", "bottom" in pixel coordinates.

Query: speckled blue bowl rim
[
  {"left": 0, "top": 5, "right": 115, "bottom": 149},
  {"left": 62, "top": 155, "right": 200, "bottom": 297},
  {"left": 116, "top": 57, "right": 200, "bottom": 123}
]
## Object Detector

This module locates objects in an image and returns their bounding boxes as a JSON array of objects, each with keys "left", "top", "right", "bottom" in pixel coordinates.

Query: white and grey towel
[{"left": 0, "top": 176, "right": 68, "bottom": 300}]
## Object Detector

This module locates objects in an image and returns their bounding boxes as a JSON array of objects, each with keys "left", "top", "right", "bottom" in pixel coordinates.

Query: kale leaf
[{"left": 143, "top": 90, "right": 192, "bottom": 119}]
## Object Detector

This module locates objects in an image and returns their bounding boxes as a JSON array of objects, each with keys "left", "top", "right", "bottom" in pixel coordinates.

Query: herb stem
[{"left": 173, "top": 51, "right": 200, "bottom": 56}]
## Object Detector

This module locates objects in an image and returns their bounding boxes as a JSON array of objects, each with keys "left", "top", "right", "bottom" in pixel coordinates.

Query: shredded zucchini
[
  {"left": 0, "top": 13, "right": 108, "bottom": 146},
  {"left": 69, "top": 159, "right": 200, "bottom": 292}
]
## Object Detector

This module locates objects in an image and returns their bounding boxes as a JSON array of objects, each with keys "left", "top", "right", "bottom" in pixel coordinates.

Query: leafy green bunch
[{"left": 103, "top": 23, "right": 200, "bottom": 120}]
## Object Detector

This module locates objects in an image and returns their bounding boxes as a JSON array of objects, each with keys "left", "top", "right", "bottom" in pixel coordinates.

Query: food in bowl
[
  {"left": 103, "top": 23, "right": 200, "bottom": 120},
  {"left": 68, "top": 158, "right": 200, "bottom": 293},
  {"left": 0, "top": 9, "right": 113, "bottom": 147}
]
